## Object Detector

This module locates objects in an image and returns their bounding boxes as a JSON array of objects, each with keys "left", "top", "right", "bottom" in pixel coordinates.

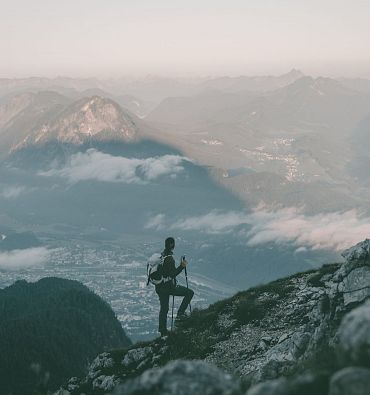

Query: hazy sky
[{"left": 1, "top": 0, "right": 369, "bottom": 78}]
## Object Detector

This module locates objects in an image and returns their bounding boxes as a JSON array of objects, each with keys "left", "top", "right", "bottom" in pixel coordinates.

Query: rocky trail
[{"left": 56, "top": 239, "right": 370, "bottom": 395}]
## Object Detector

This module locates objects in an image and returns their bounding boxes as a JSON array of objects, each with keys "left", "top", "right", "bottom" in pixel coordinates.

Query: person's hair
[{"left": 165, "top": 237, "right": 175, "bottom": 250}]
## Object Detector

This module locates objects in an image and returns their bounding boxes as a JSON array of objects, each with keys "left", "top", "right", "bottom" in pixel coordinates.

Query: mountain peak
[
  {"left": 283, "top": 68, "right": 305, "bottom": 79},
  {"left": 27, "top": 95, "right": 138, "bottom": 147},
  {"left": 290, "top": 68, "right": 304, "bottom": 75},
  {"left": 279, "top": 75, "right": 353, "bottom": 98}
]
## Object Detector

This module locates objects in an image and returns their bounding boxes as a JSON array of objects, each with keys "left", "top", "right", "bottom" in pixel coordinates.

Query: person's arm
[
  {"left": 162, "top": 256, "right": 184, "bottom": 279},
  {"left": 174, "top": 262, "right": 184, "bottom": 277},
  {"left": 173, "top": 257, "right": 187, "bottom": 277}
]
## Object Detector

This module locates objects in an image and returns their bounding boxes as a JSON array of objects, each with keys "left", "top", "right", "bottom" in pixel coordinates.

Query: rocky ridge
[
  {"left": 0, "top": 93, "right": 139, "bottom": 157},
  {"left": 56, "top": 239, "right": 370, "bottom": 395},
  {"left": 17, "top": 96, "right": 138, "bottom": 148}
]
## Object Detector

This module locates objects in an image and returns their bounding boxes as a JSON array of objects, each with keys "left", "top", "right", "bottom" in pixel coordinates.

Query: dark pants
[{"left": 156, "top": 285, "right": 194, "bottom": 333}]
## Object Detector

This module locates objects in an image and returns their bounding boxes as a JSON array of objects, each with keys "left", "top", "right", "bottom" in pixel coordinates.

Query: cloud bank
[
  {"left": 40, "top": 149, "right": 189, "bottom": 184},
  {"left": 146, "top": 207, "right": 370, "bottom": 251},
  {"left": 0, "top": 247, "right": 50, "bottom": 270}
]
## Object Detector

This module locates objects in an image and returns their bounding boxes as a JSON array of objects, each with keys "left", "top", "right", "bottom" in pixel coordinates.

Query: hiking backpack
[{"left": 146, "top": 253, "right": 171, "bottom": 285}]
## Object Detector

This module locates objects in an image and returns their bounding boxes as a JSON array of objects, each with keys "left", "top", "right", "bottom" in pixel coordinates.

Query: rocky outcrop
[
  {"left": 56, "top": 239, "right": 370, "bottom": 395},
  {"left": 342, "top": 238, "right": 370, "bottom": 263},
  {"left": 0, "top": 92, "right": 139, "bottom": 157},
  {"left": 338, "top": 239, "right": 370, "bottom": 305},
  {"left": 29, "top": 96, "right": 138, "bottom": 146}
]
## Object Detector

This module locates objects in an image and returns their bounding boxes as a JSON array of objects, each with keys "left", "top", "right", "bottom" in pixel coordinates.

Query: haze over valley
[{"left": 0, "top": 69, "right": 370, "bottom": 342}]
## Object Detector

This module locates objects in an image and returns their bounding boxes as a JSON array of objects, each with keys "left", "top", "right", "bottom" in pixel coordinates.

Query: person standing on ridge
[{"left": 156, "top": 237, "right": 194, "bottom": 337}]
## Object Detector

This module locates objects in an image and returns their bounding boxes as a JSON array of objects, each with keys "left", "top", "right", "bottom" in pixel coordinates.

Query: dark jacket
[{"left": 155, "top": 249, "right": 183, "bottom": 291}]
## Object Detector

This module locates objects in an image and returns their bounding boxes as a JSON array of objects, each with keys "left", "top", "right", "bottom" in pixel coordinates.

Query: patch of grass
[
  {"left": 164, "top": 302, "right": 237, "bottom": 361},
  {"left": 179, "top": 297, "right": 234, "bottom": 331},
  {"left": 307, "top": 273, "right": 326, "bottom": 287},
  {"left": 178, "top": 276, "right": 298, "bottom": 330},
  {"left": 307, "top": 263, "right": 341, "bottom": 287},
  {"left": 162, "top": 329, "right": 217, "bottom": 361},
  {"left": 233, "top": 295, "right": 278, "bottom": 325},
  {"left": 251, "top": 279, "right": 296, "bottom": 298}
]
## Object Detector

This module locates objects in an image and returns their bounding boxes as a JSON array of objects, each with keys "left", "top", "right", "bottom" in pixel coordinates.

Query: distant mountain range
[
  {"left": 0, "top": 71, "right": 369, "bottom": 286},
  {"left": 0, "top": 69, "right": 307, "bottom": 120},
  {"left": 200, "top": 68, "right": 305, "bottom": 93},
  {"left": 144, "top": 75, "right": 370, "bottom": 214},
  {"left": 1, "top": 72, "right": 370, "bottom": 216}
]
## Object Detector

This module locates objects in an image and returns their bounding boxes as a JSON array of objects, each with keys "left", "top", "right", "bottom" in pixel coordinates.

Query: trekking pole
[
  {"left": 184, "top": 266, "right": 192, "bottom": 313},
  {"left": 171, "top": 295, "right": 175, "bottom": 331}
]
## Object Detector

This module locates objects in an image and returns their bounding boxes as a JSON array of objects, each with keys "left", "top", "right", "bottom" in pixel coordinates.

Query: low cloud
[
  {"left": 0, "top": 185, "right": 26, "bottom": 199},
  {"left": 39, "top": 149, "right": 189, "bottom": 184},
  {"left": 174, "top": 211, "right": 248, "bottom": 233},
  {"left": 146, "top": 207, "right": 370, "bottom": 251},
  {"left": 145, "top": 214, "right": 167, "bottom": 230},
  {"left": 0, "top": 247, "right": 50, "bottom": 270}
]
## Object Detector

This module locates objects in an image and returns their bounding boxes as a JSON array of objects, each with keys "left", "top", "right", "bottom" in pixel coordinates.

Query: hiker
[{"left": 156, "top": 237, "right": 194, "bottom": 337}]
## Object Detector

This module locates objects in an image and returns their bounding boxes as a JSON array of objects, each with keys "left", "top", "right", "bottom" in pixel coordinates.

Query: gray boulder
[
  {"left": 122, "top": 346, "right": 153, "bottom": 367},
  {"left": 342, "top": 239, "right": 370, "bottom": 264},
  {"left": 334, "top": 239, "right": 370, "bottom": 305},
  {"left": 329, "top": 367, "right": 370, "bottom": 395},
  {"left": 113, "top": 359, "right": 241, "bottom": 395},
  {"left": 342, "top": 266, "right": 370, "bottom": 306},
  {"left": 87, "top": 352, "right": 115, "bottom": 379},
  {"left": 338, "top": 300, "right": 370, "bottom": 364},
  {"left": 290, "top": 332, "right": 311, "bottom": 359}
]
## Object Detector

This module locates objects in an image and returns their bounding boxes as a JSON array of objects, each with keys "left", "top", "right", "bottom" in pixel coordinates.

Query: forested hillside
[{"left": 0, "top": 277, "right": 131, "bottom": 395}]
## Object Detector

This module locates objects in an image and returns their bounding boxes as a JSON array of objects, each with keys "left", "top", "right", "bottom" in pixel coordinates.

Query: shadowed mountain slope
[{"left": 0, "top": 277, "right": 131, "bottom": 395}]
